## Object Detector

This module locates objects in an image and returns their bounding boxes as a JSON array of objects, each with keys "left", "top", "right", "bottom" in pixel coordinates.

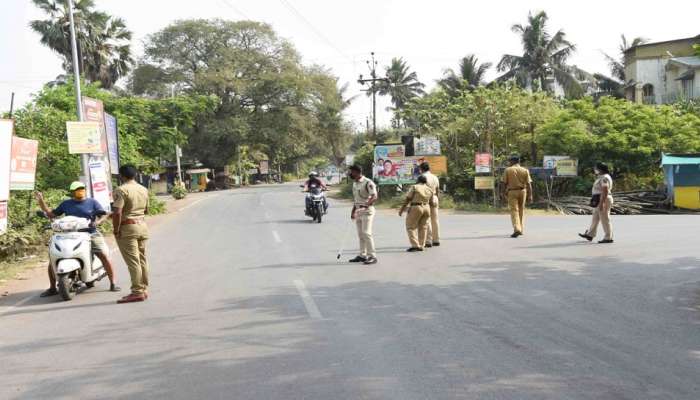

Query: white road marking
[
  {"left": 293, "top": 279, "right": 323, "bottom": 320},
  {"left": 272, "top": 230, "right": 282, "bottom": 243},
  {"left": 178, "top": 198, "right": 205, "bottom": 212}
]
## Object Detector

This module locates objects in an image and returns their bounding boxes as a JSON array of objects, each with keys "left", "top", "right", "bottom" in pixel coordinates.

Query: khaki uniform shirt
[
  {"left": 502, "top": 164, "right": 532, "bottom": 190},
  {"left": 423, "top": 172, "right": 440, "bottom": 196},
  {"left": 113, "top": 181, "right": 150, "bottom": 221},
  {"left": 592, "top": 174, "right": 613, "bottom": 195},
  {"left": 404, "top": 184, "right": 434, "bottom": 206},
  {"left": 352, "top": 176, "right": 377, "bottom": 207}
]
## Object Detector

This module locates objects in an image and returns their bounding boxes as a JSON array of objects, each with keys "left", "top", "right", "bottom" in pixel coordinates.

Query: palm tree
[
  {"left": 373, "top": 57, "right": 424, "bottom": 128},
  {"left": 30, "top": 0, "right": 133, "bottom": 89},
  {"left": 438, "top": 54, "right": 492, "bottom": 96},
  {"left": 497, "top": 11, "right": 582, "bottom": 97},
  {"left": 603, "top": 35, "right": 648, "bottom": 83}
]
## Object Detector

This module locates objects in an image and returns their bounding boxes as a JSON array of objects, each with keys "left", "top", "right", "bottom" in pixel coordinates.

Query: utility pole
[
  {"left": 8, "top": 92, "right": 14, "bottom": 117},
  {"left": 67, "top": 0, "right": 92, "bottom": 196},
  {"left": 172, "top": 85, "right": 183, "bottom": 184},
  {"left": 237, "top": 145, "right": 242, "bottom": 186},
  {"left": 358, "top": 52, "right": 387, "bottom": 141}
]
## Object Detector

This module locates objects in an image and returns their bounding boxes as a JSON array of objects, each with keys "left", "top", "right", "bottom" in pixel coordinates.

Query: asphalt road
[{"left": 1, "top": 183, "right": 699, "bottom": 400}]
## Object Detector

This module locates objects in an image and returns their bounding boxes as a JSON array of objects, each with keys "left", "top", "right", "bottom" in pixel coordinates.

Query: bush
[
  {"left": 148, "top": 191, "right": 167, "bottom": 214},
  {"left": 282, "top": 173, "right": 298, "bottom": 182},
  {"left": 171, "top": 184, "right": 187, "bottom": 200}
]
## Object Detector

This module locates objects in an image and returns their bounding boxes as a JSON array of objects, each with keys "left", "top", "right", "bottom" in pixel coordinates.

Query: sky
[{"left": 1, "top": 0, "right": 699, "bottom": 130}]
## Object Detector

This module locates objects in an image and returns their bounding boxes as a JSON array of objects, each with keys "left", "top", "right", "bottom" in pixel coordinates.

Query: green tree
[
  {"left": 497, "top": 11, "right": 582, "bottom": 98},
  {"left": 438, "top": 54, "right": 492, "bottom": 96},
  {"left": 30, "top": 0, "right": 133, "bottom": 89},
  {"left": 375, "top": 57, "right": 425, "bottom": 127}
]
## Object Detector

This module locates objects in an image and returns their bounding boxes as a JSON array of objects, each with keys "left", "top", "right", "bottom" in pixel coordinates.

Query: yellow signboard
[
  {"left": 475, "top": 176, "right": 495, "bottom": 190},
  {"left": 66, "top": 121, "right": 102, "bottom": 154},
  {"left": 556, "top": 159, "right": 578, "bottom": 177}
]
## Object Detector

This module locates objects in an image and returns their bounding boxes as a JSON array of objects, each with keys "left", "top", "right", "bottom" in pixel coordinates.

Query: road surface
[{"left": 1, "top": 183, "right": 699, "bottom": 399}]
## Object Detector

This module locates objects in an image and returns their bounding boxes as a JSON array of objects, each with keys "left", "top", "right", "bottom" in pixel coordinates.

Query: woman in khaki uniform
[{"left": 399, "top": 175, "right": 434, "bottom": 252}]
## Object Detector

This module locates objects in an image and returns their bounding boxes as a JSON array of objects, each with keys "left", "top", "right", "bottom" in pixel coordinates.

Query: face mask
[{"left": 73, "top": 189, "right": 87, "bottom": 200}]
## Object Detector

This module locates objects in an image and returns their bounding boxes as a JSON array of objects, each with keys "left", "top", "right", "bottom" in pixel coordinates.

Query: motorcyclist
[
  {"left": 35, "top": 182, "right": 121, "bottom": 297},
  {"left": 303, "top": 172, "right": 329, "bottom": 213}
]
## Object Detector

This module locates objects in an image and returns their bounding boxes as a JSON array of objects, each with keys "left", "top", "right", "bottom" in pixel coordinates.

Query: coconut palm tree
[
  {"left": 603, "top": 35, "right": 648, "bottom": 83},
  {"left": 30, "top": 0, "right": 133, "bottom": 89},
  {"left": 372, "top": 57, "right": 425, "bottom": 128},
  {"left": 497, "top": 11, "right": 582, "bottom": 97},
  {"left": 438, "top": 54, "right": 492, "bottom": 96}
]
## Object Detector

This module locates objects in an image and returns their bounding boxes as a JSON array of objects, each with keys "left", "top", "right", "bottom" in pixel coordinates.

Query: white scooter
[{"left": 46, "top": 216, "right": 107, "bottom": 301}]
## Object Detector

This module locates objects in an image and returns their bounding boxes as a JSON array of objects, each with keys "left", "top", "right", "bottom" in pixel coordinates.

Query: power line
[
  {"left": 218, "top": 0, "right": 251, "bottom": 20},
  {"left": 277, "top": 0, "right": 352, "bottom": 64}
]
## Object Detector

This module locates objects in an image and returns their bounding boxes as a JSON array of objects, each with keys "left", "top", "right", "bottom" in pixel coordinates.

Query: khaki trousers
[
  {"left": 588, "top": 196, "right": 613, "bottom": 240},
  {"left": 426, "top": 196, "right": 440, "bottom": 244},
  {"left": 507, "top": 189, "right": 527, "bottom": 233},
  {"left": 355, "top": 208, "right": 376, "bottom": 258},
  {"left": 116, "top": 223, "right": 150, "bottom": 295},
  {"left": 406, "top": 204, "right": 431, "bottom": 249}
]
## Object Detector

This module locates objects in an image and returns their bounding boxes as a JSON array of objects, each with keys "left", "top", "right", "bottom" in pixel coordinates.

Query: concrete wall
[{"left": 629, "top": 58, "right": 669, "bottom": 103}]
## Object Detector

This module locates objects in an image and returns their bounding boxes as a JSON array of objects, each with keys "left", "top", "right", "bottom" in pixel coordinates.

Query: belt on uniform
[
  {"left": 121, "top": 218, "right": 144, "bottom": 225},
  {"left": 410, "top": 202, "right": 428, "bottom": 206},
  {"left": 508, "top": 188, "right": 525, "bottom": 191}
]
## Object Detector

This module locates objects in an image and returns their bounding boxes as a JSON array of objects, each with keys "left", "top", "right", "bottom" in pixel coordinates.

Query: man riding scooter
[
  {"left": 35, "top": 182, "right": 121, "bottom": 296},
  {"left": 303, "top": 172, "right": 329, "bottom": 213}
]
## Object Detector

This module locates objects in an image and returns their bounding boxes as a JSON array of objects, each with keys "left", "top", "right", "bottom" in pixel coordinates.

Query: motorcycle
[
  {"left": 302, "top": 184, "right": 328, "bottom": 223},
  {"left": 41, "top": 214, "right": 108, "bottom": 301}
]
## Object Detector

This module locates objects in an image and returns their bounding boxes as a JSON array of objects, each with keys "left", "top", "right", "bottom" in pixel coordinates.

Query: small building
[
  {"left": 661, "top": 153, "right": 700, "bottom": 210},
  {"left": 624, "top": 35, "right": 700, "bottom": 104}
]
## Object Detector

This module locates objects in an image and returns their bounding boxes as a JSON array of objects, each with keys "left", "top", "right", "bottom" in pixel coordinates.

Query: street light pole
[
  {"left": 358, "top": 52, "right": 387, "bottom": 141},
  {"left": 172, "top": 85, "right": 183, "bottom": 184},
  {"left": 66, "top": 0, "right": 91, "bottom": 195}
]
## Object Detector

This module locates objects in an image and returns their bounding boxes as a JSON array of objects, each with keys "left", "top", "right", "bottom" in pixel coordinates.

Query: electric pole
[
  {"left": 172, "top": 85, "right": 183, "bottom": 184},
  {"left": 67, "top": 0, "right": 92, "bottom": 196},
  {"left": 358, "top": 52, "right": 387, "bottom": 141}
]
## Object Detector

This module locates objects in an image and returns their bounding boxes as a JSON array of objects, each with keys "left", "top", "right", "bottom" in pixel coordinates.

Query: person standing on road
[
  {"left": 579, "top": 162, "right": 614, "bottom": 244},
  {"left": 348, "top": 165, "right": 378, "bottom": 265},
  {"left": 419, "top": 162, "right": 441, "bottom": 247},
  {"left": 112, "top": 165, "right": 151, "bottom": 304},
  {"left": 35, "top": 182, "right": 121, "bottom": 297},
  {"left": 501, "top": 155, "right": 533, "bottom": 238},
  {"left": 399, "top": 175, "right": 434, "bottom": 252}
]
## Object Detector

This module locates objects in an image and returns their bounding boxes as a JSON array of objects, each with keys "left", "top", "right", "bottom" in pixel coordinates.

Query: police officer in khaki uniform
[
  {"left": 501, "top": 155, "right": 533, "bottom": 238},
  {"left": 112, "top": 165, "right": 151, "bottom": 304},
  {"left": 419, "top": 162, "right": 441, "bottom": 247},
  {"left": 399, "top": 175, "right": 434, "bottom": 252},
  {"left": 348, "top": 165, "right": 378, "bottom": 265}
]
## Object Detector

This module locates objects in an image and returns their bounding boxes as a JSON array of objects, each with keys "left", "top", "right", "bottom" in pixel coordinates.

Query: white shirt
[{"left": 592, "top": 174, "right": 613, "bottom": 195}]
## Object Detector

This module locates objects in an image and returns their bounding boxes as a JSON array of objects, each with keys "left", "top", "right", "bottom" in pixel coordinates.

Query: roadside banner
[
  {"left": 259, "top": 160, "right": 269, "bottom": 174},
  {"left": 344, "top": 154, "right": 355, "bottom": 166},
  {"left": 555, "top": 159, "right": 578, "bottom": 177},
  {"left": 104, "top": 113, "right": 120, "bottom": 173},
  {"left": 416, "top": 155, "right": 448, "bottom": 176},
  {"left": 82, "top": 97, "right": 114, "bottom": 199},
  {"left": 89, "top": 160, "right": 111, "bottom": 212},
  {"left": 0, "top": 201, "right": 7, "bottom": 234},
  {"left": 475, "top": 176, "right": 495, "bottom": 190},
  {"left": 414, "top": 136, "right": 441, "bottom": 156},
  {"left": 66, "top": 121, "right": 102, "bottom": 154},
  {"left": 9, "top": 136, "right": 39, "bottom": 190},
  {"left": 543, "top": 155, "right": 570, "bottom": 169},
  {"left": 475, "top": 153, "right": 492, "bottom": 173},
  {"left": 0, "top": 119, "right": 12, "bottom": 201}
]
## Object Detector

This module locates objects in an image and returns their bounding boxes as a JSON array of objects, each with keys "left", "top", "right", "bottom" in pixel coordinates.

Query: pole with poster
[
  {"left": 81, "top": 97, "right": 112, "bottom": 211},
  {"left": 0, "top": 120, "right": 12, "bottom": 234}
]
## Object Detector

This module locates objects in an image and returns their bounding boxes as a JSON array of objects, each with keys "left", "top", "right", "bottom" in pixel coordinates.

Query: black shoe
[
  {"left": 598, "top": 239, "right": 614, "bottom": 244},
  {"left": 110, "top": 283, "right": 122, "bottom": 292},
  {"left": 349, "top": 256, "right": 367, "bottom": 263},
  {"left": 406, "top": 247, "right": 422, "bottom": 252},
  {"left": 425, "top": 244, "right": 433, "bottom": 248},
  {"left": 578, "top": 233, "right": 593, "bottom": 242},
  {"left": 510, "top": 232, "right": 522, "bottom": 238},
  {"left": 363, "top": 256, "right": 378, "bottom": 265},
  {"left": 40, "top": 288, "right": 58, "bottom": 298},
  {"left": 432, "top": 242, "right": 440, "bottom": 247}
]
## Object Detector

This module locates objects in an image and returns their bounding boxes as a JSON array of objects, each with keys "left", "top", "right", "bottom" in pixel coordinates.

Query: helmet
[
  {"left": 308, "top": 171, "right": 318, "bottom": 178},
  {"left": 69, "top": 181, "right": 86, "bottom": 191}
]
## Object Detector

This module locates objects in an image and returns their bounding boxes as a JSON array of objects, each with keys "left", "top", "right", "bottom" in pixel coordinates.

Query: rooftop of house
[
  {"left": 625, "top": 34, "right": 700, "bottom": 55},
  {"left": 668, "top": 56, "right": 700, "bottom": 68},
  {"left": 661, "top": 153, "right": 700, "bottom": 166}
]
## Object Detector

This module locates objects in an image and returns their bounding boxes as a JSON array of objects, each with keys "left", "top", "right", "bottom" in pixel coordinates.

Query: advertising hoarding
[
  {"left": 66, "top": 121, "right": 102, "bottom": 154},
  {"left": 9, "top": 137, "right": 38, "bottom": 190}
]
